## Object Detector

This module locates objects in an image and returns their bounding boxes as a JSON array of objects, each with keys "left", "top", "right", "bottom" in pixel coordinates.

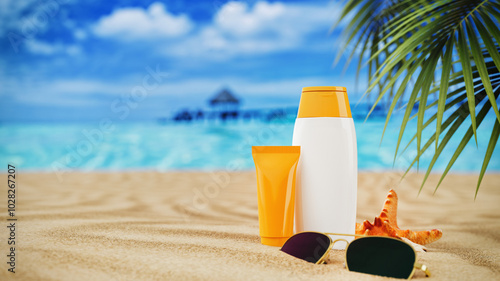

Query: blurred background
[{"left": 1, "top": 0, "right": 498, "bottom": 174}]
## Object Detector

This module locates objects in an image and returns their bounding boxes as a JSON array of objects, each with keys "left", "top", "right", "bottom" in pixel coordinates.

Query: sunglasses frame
[{"left": 282, "top": 231, "right": 430, "bottom": 279}]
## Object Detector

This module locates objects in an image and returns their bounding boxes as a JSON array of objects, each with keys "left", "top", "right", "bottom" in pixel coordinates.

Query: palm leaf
[
  {"left": 404, "top": 66, "right": 499, "bottom": 194},
  {"left": 400, "top": 91, "right": 470, "bottom": 180},
  {"left": 467, "top": 20, "right": 500, "bottom": 124},
  {"left": 457, "top": 23, "right": 478, "bottom": 145},
  {"left": 432, "top": 89, "right": 498, "bottom": 195},
  {"left": 336, "top": 0, "right": 500, "bottom": 195},
  {"left": 416, "top": 48, "right": 442, "bottom": 169},
  {"left": 477, "top": 119, "right": 500, "bottom": 199},
  {"left": 436, "top": 36, "right": 454, "bottom": 149}
]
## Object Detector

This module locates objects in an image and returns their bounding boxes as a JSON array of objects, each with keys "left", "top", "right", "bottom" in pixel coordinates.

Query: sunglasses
[{"left": 280, "top": 232, "right": 430, "bottom": 279}]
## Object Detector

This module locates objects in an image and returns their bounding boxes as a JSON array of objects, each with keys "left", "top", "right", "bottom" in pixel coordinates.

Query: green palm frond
[{"left": 337, "top": 0, "right": 500, "bottom": 196}]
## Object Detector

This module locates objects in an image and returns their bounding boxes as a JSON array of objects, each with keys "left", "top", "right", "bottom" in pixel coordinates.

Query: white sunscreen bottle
[{"left": 292, "top": 86, "right": 357, "bottom": 249}]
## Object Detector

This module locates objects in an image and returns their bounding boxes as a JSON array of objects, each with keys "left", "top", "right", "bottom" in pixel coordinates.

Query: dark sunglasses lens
[
  {"left": 346, "top": 237, "right": 415, "bottom": 279},
  {"left": 280, "top": 232, "right": 331, "bottom": 263}
]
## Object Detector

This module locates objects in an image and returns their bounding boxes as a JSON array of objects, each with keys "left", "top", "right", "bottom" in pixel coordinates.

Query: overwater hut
[{"left": 208, "top": 88, "right": 241, "bottom": 121}]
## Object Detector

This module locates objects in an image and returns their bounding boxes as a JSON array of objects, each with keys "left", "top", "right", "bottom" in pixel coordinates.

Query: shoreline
[{"left": 4, "top": 168, "right": 500, "bottom": 174}]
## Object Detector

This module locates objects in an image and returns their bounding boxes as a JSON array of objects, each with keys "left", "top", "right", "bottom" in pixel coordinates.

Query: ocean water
[{"left": 0, "top": 116, "right": 499, "bottom": 173}]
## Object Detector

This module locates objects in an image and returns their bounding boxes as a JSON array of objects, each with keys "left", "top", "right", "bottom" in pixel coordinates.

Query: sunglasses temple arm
[{"left": 414, "top": 262, "right": 431, "bottom": 277}]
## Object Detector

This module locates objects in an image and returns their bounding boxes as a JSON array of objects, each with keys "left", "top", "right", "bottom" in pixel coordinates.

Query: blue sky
[{"left": 0, "top": 0, "right": 366, "bottom": 122}]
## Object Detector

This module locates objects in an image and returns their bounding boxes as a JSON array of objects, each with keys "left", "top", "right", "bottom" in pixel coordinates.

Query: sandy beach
[{"left": 1, "top": 170, "right": 499, "bottom": 280}]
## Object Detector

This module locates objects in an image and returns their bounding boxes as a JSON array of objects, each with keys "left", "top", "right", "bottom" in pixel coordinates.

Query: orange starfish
[{"left": 355, "top": 189, "right": 443, "bottom": 245}]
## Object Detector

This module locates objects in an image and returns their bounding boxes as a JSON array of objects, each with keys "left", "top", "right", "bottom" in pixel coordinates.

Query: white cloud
[
  {"left": 215, "top": 1, "right": 335, "bottom": 37},
  {"left": 25, "top": 39, "right": 81, "bottom": 56},
  {"left": 74, "top": 29, "right": 87, "bottom": 40},
  {"left": 162, "top": 1, "right": 340, "bottom": 59},
  {"left": 93, "top": 2, "right": 192, "bottom": 40},
  {"left": 88, "top": 1, "right": 339, "bottom": 59},
  {"left": 215, "top": 1, "right": 287, "bottom": 36}
]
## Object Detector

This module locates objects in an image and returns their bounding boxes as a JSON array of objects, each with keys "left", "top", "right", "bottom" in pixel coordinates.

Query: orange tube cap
[{"left": 297, "top": 86, "right": 352, "bottom": 118}]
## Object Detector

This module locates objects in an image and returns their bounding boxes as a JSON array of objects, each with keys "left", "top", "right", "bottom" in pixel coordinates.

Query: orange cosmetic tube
[{"left": 252, "top": 146, "right": 300, "bottom": 247}]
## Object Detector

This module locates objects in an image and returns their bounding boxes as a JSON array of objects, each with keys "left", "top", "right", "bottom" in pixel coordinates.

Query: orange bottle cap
[{"left": 297, "top": 86, "right": 352, "bottom": 118}]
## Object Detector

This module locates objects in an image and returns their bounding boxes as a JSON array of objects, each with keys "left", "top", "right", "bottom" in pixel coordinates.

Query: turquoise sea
[{"left": 1, "top": 116, "right": 499, "bottom": 173}]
